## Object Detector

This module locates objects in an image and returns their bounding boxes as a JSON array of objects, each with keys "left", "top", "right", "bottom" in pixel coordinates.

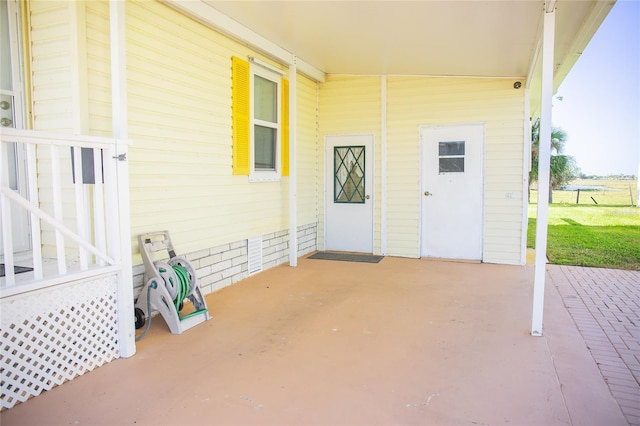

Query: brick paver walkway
[{"left": 549, "top": 265, "right": 640, "bottom": 426}]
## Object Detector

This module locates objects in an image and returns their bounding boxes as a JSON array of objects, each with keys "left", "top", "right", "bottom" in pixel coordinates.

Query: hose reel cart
[{"left": 135, "top": 231, "right": 210, "bottom": 335}]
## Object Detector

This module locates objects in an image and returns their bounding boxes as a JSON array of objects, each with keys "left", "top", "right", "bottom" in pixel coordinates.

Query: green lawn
[{"left": 527, "top": 204, "right": 640, "bottom": 270}]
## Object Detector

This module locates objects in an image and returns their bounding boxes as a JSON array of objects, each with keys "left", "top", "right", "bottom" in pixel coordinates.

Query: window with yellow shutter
[{"left": 231, "top": 56, "right": 289, "bottom": 180}]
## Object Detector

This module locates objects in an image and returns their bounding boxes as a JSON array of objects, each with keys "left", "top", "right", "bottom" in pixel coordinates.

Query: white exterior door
[
  {"left": 325, "top": 134, "right": 374, "bottom": 253},
  {"left": 1, "top": 0, "right": 30, "bottom": 253},
  {"left": 420, "top": 124, "right": 484, "bottom": 260}
]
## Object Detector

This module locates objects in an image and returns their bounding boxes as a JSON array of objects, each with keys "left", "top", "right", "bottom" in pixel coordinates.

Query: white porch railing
[
  {"left": 0, "top": 128, "right": 126, "bottom": 296},
  {"left": 1, "top": 128, "right": 135, "bottom": 409}
]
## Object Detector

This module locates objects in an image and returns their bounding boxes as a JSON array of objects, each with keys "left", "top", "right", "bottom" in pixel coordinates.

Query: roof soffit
[
  {"left": 203, "top": 0, "right": 543, "bottom": 77},
  {"left": 164, "top": 0, "right": 614, "bottom": 87}
]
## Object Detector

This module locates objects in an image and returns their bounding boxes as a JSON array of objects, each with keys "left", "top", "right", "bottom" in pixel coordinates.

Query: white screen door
[
  {"left": 420, "top": 124, "right": 483, "bottom": 260},
  {"left": 325, "top": 134, "right": 373, "bottom": 253}
]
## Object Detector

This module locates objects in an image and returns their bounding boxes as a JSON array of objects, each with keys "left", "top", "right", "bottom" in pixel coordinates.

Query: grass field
[
  {"left": 530, "top": 178, "right": 638, "bottom": 206},
  {"left": 528, "top": 179, "right": 640, "bottom": 270}
]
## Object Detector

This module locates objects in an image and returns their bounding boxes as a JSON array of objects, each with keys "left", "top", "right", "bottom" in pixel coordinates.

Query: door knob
[
  {"left": 365, "top": 195, "right": 370, "bottom": 199},
  {"left": 424, "top": 191, "right": 432, "bottom": 196}
]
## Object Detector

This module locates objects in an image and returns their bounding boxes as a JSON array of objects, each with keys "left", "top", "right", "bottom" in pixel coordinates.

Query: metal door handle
[
  {"left": 424, "top": 191, "right": 432, "bottom": 196},
  {"left": 365, "top": 195, "right": 370, "bottom": 199}
]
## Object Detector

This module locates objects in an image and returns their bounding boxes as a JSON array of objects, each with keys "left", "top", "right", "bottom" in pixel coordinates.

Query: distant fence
[{"left": 530, "top": 179, "right": 638, "bottom": 206}]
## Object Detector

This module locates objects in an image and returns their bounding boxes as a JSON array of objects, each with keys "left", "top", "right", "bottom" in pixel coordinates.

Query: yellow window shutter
[
  {"left": 232, "top": 56, "right": 250, "bottom": 175},
  {"left": 281, "top": 78, "right": 290, "bottom": 177}
]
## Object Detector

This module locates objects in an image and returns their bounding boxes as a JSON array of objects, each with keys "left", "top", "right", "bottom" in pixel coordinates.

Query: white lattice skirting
[{"left": 1, "top": 274, "right": 119, "bottom": 409}]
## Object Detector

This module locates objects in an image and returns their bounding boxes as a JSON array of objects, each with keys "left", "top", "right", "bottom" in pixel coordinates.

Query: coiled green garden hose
[{"left": 171, "top": 264, "right": 190, "bottom": 311}]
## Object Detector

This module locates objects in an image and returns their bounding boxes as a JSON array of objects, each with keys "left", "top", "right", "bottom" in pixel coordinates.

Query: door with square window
[
  {"left": 325, "top": 134, "right": 373, "bottom": 253},
  {"left": 420, "top": 124, "right": 483, "bottom": 260}
]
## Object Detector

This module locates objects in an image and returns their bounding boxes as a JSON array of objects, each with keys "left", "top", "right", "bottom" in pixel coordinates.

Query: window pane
[
  {"left": 439, "top": 157, "right": 464, "bottom": 173},
  {"left": 334, "top": 146, "right": 365, "bottom": 203},
  {"left": 1, "top": 0, "right": 12, "bottom": 91},
  {"left": 254, "top": 125, "right": 276, "bottom": 169},
  {"left": 254, "top": 75, "right": 277, "bottom": 123},
  {"left": 439, "top": 141, "right": 465, "bottom": 156}
]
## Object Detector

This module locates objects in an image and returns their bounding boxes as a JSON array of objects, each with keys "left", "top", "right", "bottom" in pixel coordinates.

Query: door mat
[
  {"left": 0, "top": 264, "right": 34, "bottom": 277},
  {"left": 308, "top": 252, "right": 384, "bottom": 263}
]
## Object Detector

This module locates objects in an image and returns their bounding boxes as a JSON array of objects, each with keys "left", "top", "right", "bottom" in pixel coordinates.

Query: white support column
[
  {"left": 288, "top": 56, "right": 298, "bottom": 267},
  {"left": 531, "top": 2, "right": 556, "bottom": 337},
  {"left": 380, "top": 75, "right": 388, "bottom": 255},
  {"left": 110, "top": 0, "right": 136, "bottom": 357},
  {"left": 520, "top": 88, "right": 531, "bottom": 266}
]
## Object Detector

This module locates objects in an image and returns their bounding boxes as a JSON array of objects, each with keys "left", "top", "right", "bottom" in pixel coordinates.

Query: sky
[{"left": 552, "top": 0, "right": 640, "bottom": 177}]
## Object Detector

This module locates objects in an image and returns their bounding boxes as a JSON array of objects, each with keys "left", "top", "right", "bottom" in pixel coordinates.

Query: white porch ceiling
[{"left": 202, "top": 0, "right": 613, "bottom": 82}]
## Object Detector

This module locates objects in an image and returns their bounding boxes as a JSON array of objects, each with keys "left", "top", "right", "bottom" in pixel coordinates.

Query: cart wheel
[{"left": 134, "top": 307, "right": 146, "bottom": 329}]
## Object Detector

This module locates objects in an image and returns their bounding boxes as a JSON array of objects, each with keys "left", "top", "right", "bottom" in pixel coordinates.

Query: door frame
[
  {"left": 323, "top": 133, "right": 375, "bottom": 253},
  {"left": 1, "top": 0, "right": 30, "bottom": 253},
  {"left": 418, "top": 123, "right": 485, "bottom": 260}
]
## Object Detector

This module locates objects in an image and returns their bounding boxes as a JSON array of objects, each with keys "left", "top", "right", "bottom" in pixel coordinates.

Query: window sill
[{"left": 249, "top": 171, "right": 281, "bottom": 182}]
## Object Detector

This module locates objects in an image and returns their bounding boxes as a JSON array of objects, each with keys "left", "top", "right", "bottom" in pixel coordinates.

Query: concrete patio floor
[{"left": 1, "top": 256, "right": 631, "bottom": 425}]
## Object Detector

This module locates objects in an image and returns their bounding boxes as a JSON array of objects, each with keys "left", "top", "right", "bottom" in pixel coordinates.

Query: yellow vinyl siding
[
  {"left": 28, "top": 0, "right": 110, "bottom": 239},
  {"left": 127, "top": 0, "right": 257, "bottom": 255},
  {"left": 85, "top": 1, "right": 112, "bottom": 135},
  {"left": 29, "top": 1, "right": 75, "bottom": 131},
  {"left": 319, "top": 75, "right": 381, "bottom": 134},
  {"left": 296, "top": 75, "right": 319, "bottom": 225},
  {"left": 387, "top": 76, "right": 525, "bottom": 263},
  {"left": 318, "top": 75, "right": 382, "bottom": 252},
  {"left": 28, "top": 1, "right": 82, "bottom": 258},
  {"left": 124, "top": 0, "right": 317, "bottom": 259}
]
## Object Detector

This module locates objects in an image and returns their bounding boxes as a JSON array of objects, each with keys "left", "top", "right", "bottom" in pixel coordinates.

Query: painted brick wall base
[{"left": 133, "top": 223, "right": 317, "bottom": 297}]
